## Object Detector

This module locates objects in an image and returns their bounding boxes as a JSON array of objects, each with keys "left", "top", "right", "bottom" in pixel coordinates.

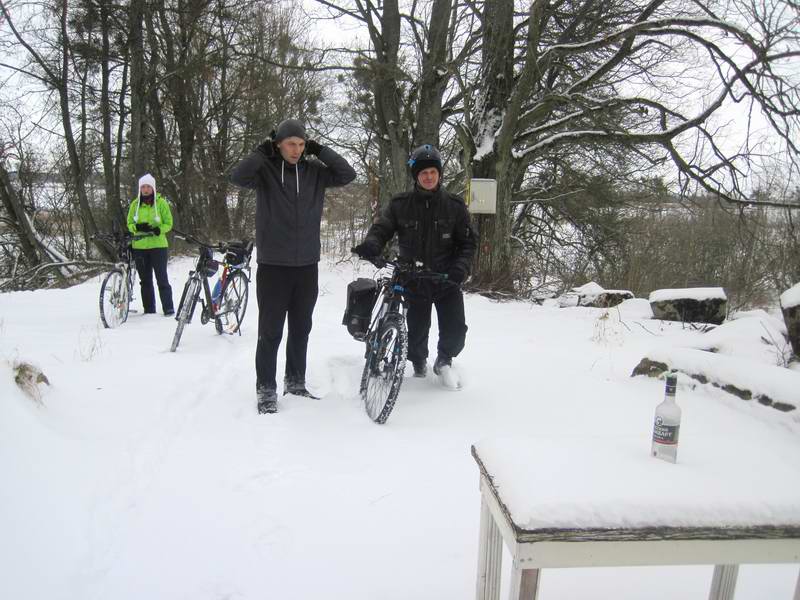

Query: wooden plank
[
  {"left": 508, "top": 566, "right": 540, "bottom": 600},
  {"left": 487, "top": 513, "right": 502, "bottom": 600},
  {"left": 793, "top": 567, "right": 800, "bottom": 600},
  {"left": 476, "top": 494, "right": 503, "bottom": 600},
  {"left": 514, "top": 525, "right": 800, "bottom": 543},
  {"left": 513, "top": 538, "right": 800, "bottom": 568},
  {"left": 479, "top": 474, "right": 520, "bottom": 557},
  {"left": 708, "top": 565, "right": 738, "bottom": 600}
]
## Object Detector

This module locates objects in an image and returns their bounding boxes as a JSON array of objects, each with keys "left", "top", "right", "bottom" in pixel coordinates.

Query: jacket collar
[{"left": 413, "top": 183, "right": 442, "bottom": 203}]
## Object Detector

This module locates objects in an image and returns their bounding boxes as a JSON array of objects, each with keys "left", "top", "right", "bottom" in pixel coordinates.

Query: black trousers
[
  {"left": 133, "top": 247, "right": 174, "bottom": 314},
  {"left": 256, "top": 263, "right": 319, "bottom": 391},
  {"left": 406, "top": 283, "right": 467, "bottom": 365}
]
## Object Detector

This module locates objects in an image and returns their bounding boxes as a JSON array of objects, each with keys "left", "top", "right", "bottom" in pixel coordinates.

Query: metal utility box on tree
[{"left": 467, "top": 179, "right": 497, "bottom": 214}]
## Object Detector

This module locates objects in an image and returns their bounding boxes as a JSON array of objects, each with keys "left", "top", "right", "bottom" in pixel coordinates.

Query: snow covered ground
[{"left": 1, "top": 256, "right": 799, "bottom": 599}]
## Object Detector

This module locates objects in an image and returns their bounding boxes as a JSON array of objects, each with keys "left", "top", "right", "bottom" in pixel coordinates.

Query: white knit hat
[{"left": 134, "top": 173, "right": 161, "bottom": 224}]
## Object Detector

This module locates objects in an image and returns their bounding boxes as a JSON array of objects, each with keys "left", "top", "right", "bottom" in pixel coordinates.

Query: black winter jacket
[
  {"left": 364, "top": 185, "right": 477, "bottom": 277},
  {"left": 230, "top": 147, "right": 356, "bottom": 266}
]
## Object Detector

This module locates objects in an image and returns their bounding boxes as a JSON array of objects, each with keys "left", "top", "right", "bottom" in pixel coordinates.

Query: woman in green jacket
[{"left": 126, "top": 173, "right": 174, "bottom": 315}]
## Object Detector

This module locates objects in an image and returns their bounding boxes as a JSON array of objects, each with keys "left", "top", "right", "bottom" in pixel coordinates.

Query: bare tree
[
  {"left": 0, "top": 0, "right": 113, "bottom": 259},
  {"left": 453, "top": 0, "right": 800, "bottom": 291}
]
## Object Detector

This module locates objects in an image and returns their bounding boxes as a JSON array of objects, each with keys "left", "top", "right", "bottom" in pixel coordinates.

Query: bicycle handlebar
[
  {"left": 353, "top": 252, "right": 448, "bottom": 281},
  {"left": 173, "top": 229, "right": 226, "bottom": 252},
  {"left": 92, "top": 231, "right": 133, "bottom": 244},
  {"left": 174, "top": 229, "right": 253, "bottom": 262}
]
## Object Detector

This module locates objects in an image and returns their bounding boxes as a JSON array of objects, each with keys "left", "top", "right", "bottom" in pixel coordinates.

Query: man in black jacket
[
  {"left": 353, "top": 145, "right": 476, "bottom": 387},
  {"left": 231, "top": 119, "right": 356, "bottom": 414}
]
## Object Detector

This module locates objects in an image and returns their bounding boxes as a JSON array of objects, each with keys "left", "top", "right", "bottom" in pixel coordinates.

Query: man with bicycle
[
  {"left": 353, "top": 144, "right": 476, "bottom": 388},
  {"left": 231, "top": 119, "right": 356, "bottom": 414}
]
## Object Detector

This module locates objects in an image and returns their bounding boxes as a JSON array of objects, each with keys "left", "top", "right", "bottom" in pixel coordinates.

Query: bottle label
[{"left": 652, "top": 416, "right": 679, "bottom": 445}]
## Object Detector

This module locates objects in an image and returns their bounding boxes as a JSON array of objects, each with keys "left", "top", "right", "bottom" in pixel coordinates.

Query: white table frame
[{"left": 473, "top": 446, "right": 800, "bottom": 600}]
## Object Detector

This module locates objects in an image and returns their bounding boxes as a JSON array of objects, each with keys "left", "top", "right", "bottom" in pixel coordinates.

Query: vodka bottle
[{"left": 651, "top": 372, "right": 681, "bottom": 463}]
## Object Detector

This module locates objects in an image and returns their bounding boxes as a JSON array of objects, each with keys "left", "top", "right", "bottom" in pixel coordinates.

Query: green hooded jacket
[{"left": 126, "top": 193, "right": 173, "bottom": 250}]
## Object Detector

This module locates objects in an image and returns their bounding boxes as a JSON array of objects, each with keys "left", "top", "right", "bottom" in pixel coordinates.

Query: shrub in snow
[
  {"left": 779, "top": 282, "right": 800, "bottom": 361},
  {"left": 11, "top": 360, "right": 50, "bottom": 405},
  {"left": 649, "top": 287, "right": 727, "bottom": 325}
]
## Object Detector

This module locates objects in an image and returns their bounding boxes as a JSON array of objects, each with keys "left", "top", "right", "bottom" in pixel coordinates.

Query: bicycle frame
[
  {"left": 174, "top": 231, "right": 252, "bottom": 330},
  {"left": 357, "top": 257, "right": 448, "bottom": 423},
  {"left": 94, "top": 229, "right": 137, "bottom": 317},
  {"left": 364, "top": 258, "right": 448, "bottom": 338}
]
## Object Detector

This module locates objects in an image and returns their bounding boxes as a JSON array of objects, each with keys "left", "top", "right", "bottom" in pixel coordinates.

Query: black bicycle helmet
[{"left": 407, "top": 144, "right": 442, "bottom": 179}]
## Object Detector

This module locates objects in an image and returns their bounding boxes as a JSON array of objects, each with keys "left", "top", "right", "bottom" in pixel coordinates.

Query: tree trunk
[
  {"left": 369, "top": 0, "right": 409, "bottom": 205},
  {"left": 127, "top": 0, "right": 146, "bottom": 180},
  {"left": 57, "top": 0, "right": 105, "bottom": 257},
  {"left": 469, "top": 0, "right": 516, "bottom": 292},
  {"left": 0, "top": 163, "right": 41, "bottom": 266},
  {"left": 412, "top": 0, "right": 453, "bottom": 148},
  {"left": 100, "top": 1, "right": 125, "bottom": 227}
]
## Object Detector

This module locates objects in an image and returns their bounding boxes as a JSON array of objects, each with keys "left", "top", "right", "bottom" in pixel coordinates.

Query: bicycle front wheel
[
  {"left": 171, "top": 277, "right": 201, "bottom": 352},
  {"left": 99, "top": 268, "right": 130, "bottom": 328},
  {"left": 360, "top": 313, "right": 408, "bottom": 424},
  {"left": 214, "top": 270, "right": 249, "bottom": 334}
]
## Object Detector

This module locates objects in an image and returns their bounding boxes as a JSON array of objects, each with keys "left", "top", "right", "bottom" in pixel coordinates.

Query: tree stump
[
  {"left": 649, "top": 287, "right": 727, "bottom": 325},
  {"left": 780, "top": 282, "right": 800, "bottom": 360}
]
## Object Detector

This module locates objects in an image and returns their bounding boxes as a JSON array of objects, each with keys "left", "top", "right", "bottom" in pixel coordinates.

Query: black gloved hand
[
  {"left": 352, "top": 242, "right": 380, "bottom": 259},
  {"left": 447, "top": 265, "right": 467, "bottom": 285},
  {"left": 136, "top": 222, "right": 153, "bottom": 233},
  {"left": 305, "top": 139, "right": 323, "bottom": 156},
  {"left": 257, "top": 131, "right": 277, "bottom": 157},
  {"left": 152, "top": 226, "right": 161, "bottom": 236}
]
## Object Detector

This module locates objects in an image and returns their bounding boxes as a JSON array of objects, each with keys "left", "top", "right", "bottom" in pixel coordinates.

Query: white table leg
[
  {"left": 508, "top": 563, "right": 540, "bottom": 600},
  {"left": 476, "top": 495, "right": 503, "bottom": 600},
  {"left": 708, "top": 564, "right": 738, "bottom": 600},
  {"left": 793, "top": 566, "right": 800, "bottom": 600}
]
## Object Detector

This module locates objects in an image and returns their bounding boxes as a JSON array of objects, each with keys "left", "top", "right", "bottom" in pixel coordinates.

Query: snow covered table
[{"left": 472, "top": 438, "right": 800, "bottom": 600}]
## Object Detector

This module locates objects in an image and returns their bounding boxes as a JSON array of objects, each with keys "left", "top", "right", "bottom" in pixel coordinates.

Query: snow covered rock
[
  {"left": 685, "top": 310, "right": 791, "bottom": 367},
  {"left": 631, "top": 348, "right": 799, "bottom": 415},
  {"left": 649, "top": 287, "right": 727, "bottom": 325},
  {"left": 780, "top": 282, "right": 800, "bottom": 360},
  {"left": 558, "top": 281, "right": 634, "bottom": 308}
]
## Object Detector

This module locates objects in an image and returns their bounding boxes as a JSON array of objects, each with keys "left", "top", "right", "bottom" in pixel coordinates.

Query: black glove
[
  {"left": 257, "top": 131, "right": 277, "bottom": 157},
  {"left": 447, "top": 265, "right": 467, "bottom": 285},
  {"left": 152, "top": 226, "right": 161, "bottom": 236},
  {"left": 305, "top": 139, "right": 323, "bottom": 156},
  {"left": 352, "top": 242, "right": 380, "bottom": 259},
  {"left": 136, "top": 222, "right": 153, "bottom": 233}
]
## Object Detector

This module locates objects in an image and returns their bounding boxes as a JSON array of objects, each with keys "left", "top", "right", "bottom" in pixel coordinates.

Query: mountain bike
[
  {"left": 92, "top": 229, "right": 137, "bottom": 328},
  {"left": 170, "top": 230, "right": 253, "bottom": 352},
  {"left": 353, "top": 256, "right": 448, "bottom": 424}
]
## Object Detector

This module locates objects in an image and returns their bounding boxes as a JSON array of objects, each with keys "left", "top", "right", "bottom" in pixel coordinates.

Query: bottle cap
[{"left": 665, "top": 372, "right": 677, "bottom": 394}]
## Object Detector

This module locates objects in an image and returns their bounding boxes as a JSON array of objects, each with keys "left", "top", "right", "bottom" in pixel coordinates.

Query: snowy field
[{"left": 1, "top": 255, "right": 799, "bottom": 599}]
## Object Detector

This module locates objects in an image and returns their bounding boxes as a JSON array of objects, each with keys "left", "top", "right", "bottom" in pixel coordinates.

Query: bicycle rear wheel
[
  {"left": 99, "top": 268, "right": 130, "bottom": 328},
  {"left": 360, "top": 313, "right": 408, "bottom": 424},
  {"left": 171, "top": 277, "right": 200, "bottom": 352},
  {"left": 214, "top": 270, "right": 249, "bottom": 334}
]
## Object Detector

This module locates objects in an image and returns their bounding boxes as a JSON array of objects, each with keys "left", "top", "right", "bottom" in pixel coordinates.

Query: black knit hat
[
  {"left": 408, "top": 144, "right": 442, "bottom": 179},
  {"left": 274, "top": 119, "right": 306, "bottom": 142}
]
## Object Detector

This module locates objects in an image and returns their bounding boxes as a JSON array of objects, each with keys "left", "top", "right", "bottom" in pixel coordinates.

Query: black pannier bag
[
  {"left": 343, "top": 278, "right": 379, "bottom": 340},
  {"left": 202, "top": 248, "right": 219, "bottom": 277},
  {"left": 225, "top": 240, "right": 253, "bottom": 267}
]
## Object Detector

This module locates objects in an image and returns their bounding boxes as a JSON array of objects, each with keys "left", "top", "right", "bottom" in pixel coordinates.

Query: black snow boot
[
  {"left": 433, "top": 355, "right": 452, "bottom": 376},
  {"left": 257, "top": 386, "right": 278, "bottom": 414},
  {"left": 283, "top": 377, "right": 320, "bottom": 400},
  {"left": 412, "top": 360, "right": 427, "bottom": 378}
]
